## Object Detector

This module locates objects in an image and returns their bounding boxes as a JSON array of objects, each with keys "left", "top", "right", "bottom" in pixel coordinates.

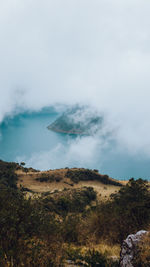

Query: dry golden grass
[
  {"left": 16, "top": 168, "right": 126, "bottom": 199},
  {"left": 75, "top": 180, "right": 121, "bottom": 200},
  {"left": 64, "top": 242, "right": 120, "bottom": 258},
  {"left": 84, "top": 243, "right": 120, "bottom": 258},
  {"left": 136, "top": 231, "right": 150, "bottom": 265}
]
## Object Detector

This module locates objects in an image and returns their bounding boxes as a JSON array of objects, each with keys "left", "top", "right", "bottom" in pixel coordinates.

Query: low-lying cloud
[
  {"left": 17, "top": 134, "right": 107, "bottom": 171},
  {"left": 1, "top": 0, "right": 150, "bottom": 162}
]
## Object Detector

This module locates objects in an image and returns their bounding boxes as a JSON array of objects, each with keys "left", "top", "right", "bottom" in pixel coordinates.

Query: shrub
[
  {"left": 65, "top": 169, "right": 122, "bottom": 186},
  {"left": 36, "top": 173, "right": 62, "bottom": 183},
  {"left": 0, "top": 160, "right": 18, "bottom": 188},
  {"left": 0, "top": 184, "right": 62, "bottom": 266},
  {"left": 133, "top": 232, "right": 150, "bottom": 266},
  {"left": 85, "top": 179, "right": 150, "bottom": 243},
  {"left": 62, "top": 215, "right": 81, "bottom": 243},
  {"left": 40, "top": 187, "right": 97, "bottom": 214},
  {"left": 66, "top": 247, "right": 118, "bottom": 266},
  {"left": 20, "top": 162, "right": 26, "bottom": 166}
]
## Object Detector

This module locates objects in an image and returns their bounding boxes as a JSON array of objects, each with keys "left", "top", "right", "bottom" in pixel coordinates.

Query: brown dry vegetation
[
  {"left": 16, "top": 168, "right": 124, "bottom": 199},
  {"left": 1, "top": 162, "right": 150, "bottom": 266},
  {"left": 133, "top": 231, "right": 150, "bottom": 266}
]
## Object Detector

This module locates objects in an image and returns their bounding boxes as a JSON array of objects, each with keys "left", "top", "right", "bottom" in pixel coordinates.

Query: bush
[
  {"left": 40, "top": 187, "right": 97, "bottom": 214},
  {"left": 66, "top": 247, "right": 118, "bottom": 266},
  {"left": 0, "top": 184, "right": 63, "bottom": 266},
  {"left": 111, "top": 178, "right": 150, "bottom": 241},
  {"left": 0, "top": 160, "right": 18, "bottom": 188},
  {"left": 133, "top": 232, "right": 150, "bottom": 266},
  {"left": 62, "top": 215, "right": 81, "bottom": 243},
  {"left": 65, "top": 169, "right": 122, "bottom": 186},
  {"left": 86, "top": 179, "right": 150, "bottom": 243},
  {"left": 36, "top": 173, "right": 62, "bottom": 183}
]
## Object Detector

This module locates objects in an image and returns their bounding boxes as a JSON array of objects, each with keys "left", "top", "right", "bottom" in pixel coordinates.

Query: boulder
[{"left": 120, "top": 230, "right": 147, "bottom": 267}]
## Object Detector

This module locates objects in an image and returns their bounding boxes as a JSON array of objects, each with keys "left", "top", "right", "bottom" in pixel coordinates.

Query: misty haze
[
  {"left": 0, "top": 0, "right": 150, "bottom": 180},
  {"left": 1, "top": 1, "right": 150, "bottom": 266}
]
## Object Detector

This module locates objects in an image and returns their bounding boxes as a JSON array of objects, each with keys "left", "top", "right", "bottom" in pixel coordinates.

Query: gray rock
[{"left": 120, "top": 230, "right": 147, "bottom": 267}]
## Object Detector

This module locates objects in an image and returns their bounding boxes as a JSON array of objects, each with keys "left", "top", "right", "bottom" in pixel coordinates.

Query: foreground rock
[{"left": 120, "top": 230, "right": 147, "bottom": 267}]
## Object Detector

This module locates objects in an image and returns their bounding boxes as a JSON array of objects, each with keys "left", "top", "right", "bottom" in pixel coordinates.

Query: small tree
[
  {"left": 111, "top": 178, "right": 150, "bottom": 242},
  {"left": 20, "top": 162, "right": 26, "bottom": 166}
]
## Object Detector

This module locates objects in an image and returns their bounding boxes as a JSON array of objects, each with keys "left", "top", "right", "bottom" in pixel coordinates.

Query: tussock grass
[
  {"left": 134, "top": 231, "right": 150, "bottom": 265},
  {"left": 16, "top": 168, "right": 123, "bottom": 199}
]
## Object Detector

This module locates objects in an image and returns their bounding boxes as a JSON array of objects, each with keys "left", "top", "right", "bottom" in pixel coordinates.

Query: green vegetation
[
  {"left": 36, "top": 173, "right": 62, "bottom": 183},
  {"left": 0, "top": 160, "right": 19, "bottom": 188},
  {"left": 0, "top": 162, "right": 63, "bottom": 266},
  {"left": 65, "top": 247, "right": 116, "bottom": 267},
  {"left": 0, "top": 160, "right": 150, "bottom": 266},
  {"left": 39, "top": 187, "right": 96, "bottom": 215},
  {"left": 85, "top": 178, "right": 150, "bottom": 243},
  {"left": 65, "top": 247, "right": 119, "bottom": 267},
  {"left": 65, "top": 168, "right": 122, "bottom": 186},
  {"left": 47, "top": 105, "right": 103, "bottom": 135},
  {"left": 133, "top": 232, "right": 150, "bottom": 266}
]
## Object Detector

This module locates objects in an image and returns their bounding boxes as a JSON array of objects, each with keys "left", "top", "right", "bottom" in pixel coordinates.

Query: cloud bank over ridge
[{"left": 1, "top": 0, "right": 150, "bottom": 158}]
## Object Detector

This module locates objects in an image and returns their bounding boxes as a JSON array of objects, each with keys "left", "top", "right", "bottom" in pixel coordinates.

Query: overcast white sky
[{"left": 1, "top": 0, "right": 150, "bottom": 156}]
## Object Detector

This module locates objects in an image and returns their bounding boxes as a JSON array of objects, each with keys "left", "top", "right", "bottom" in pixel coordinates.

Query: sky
[{"left": 1, "top": 0, "right": 150, "bottom": 160}]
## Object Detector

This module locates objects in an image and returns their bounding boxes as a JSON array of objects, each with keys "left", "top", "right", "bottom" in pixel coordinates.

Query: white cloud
[
  {"left": 0, "top": 0, "right": 150, "bottom": 158},
  {"left": 17, "top": 135, "right": 107, "bottom": 171}
]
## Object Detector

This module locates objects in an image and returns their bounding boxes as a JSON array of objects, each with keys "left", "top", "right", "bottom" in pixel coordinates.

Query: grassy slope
[
  {"left": 1, "top": 162, "right": 149, "bottom": 265},
  {"left": 16, "top": 168, "right": 125, "bottom": 199},
  {"left": 16, "top": 167, "right": 123, "bottom": 261}
]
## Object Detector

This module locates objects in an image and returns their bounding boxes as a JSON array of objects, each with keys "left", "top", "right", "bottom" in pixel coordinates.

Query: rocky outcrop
[
  {"left": 47, "top": 105, "right": 103, "bottom": 135},
  {"left": 120, "top": 230, "right": 147, "bottom": 267}
]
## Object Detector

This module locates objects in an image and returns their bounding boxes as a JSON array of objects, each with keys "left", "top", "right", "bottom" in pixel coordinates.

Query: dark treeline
[
  {"left": 0, "top": 160, "right": 150, "bottom": 266},
  {"left": 65, "top": 169, "right": 122, "bottom": 186}
]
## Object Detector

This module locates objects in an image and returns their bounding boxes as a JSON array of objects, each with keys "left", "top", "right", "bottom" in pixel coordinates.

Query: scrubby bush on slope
[
  {"left": 0, "top": 184, "right": 63, "bottom": 266},
  {"left": 85, "top": 178, "right": 150, "bottom": 243},
  {"left": 40, "top": 187, "right": 96, "bottom": 214},
  {"left": 0, "top": 161, "right": 150, "bottom": 266},
  {"left": 0, "top": 160, "right": 18, "bottom": 188},
  {"left": 66, "top": 168, "right": 122, "bottom": 186},
  {"left": 133, "top": 232, "right": 150, "bottom": 266}
]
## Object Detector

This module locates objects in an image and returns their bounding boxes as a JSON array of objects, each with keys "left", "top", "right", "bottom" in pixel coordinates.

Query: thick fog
[{"left": 1, "top": 0, "right": 150, "bottom": 166}]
